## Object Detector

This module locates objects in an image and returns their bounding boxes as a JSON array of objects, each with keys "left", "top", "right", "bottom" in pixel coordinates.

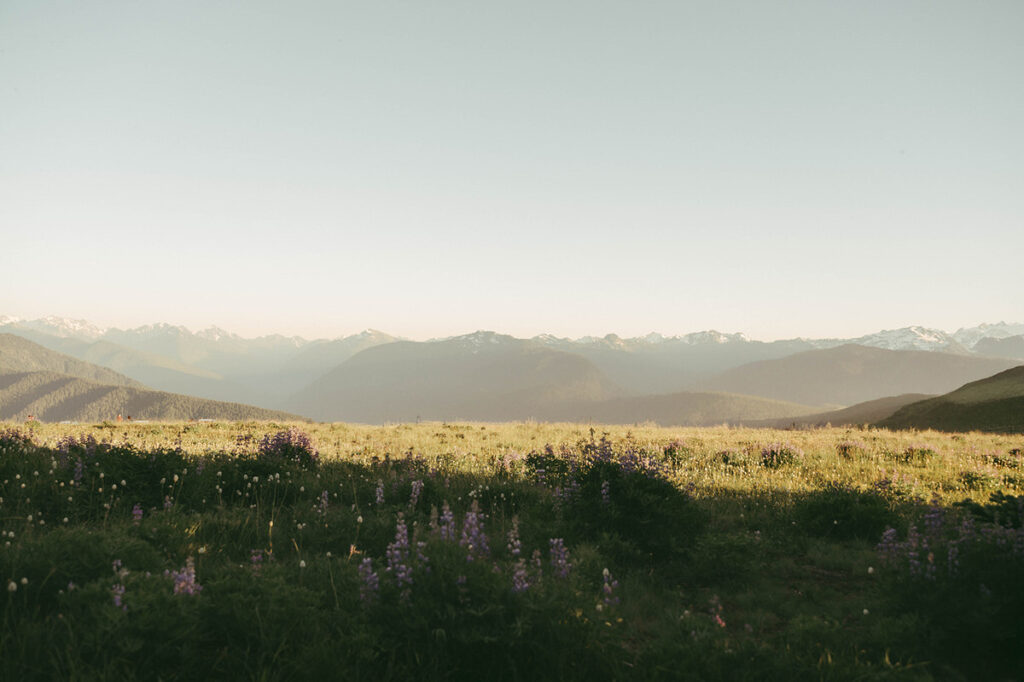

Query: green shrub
[{"left": 791, "top": 484, "right": 894, "bottom": 541}]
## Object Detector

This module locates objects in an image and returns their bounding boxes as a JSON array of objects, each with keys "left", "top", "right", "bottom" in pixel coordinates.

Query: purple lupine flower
[
  {"left": 553, "top": 479, "right": 580, "bottom": 510},
  {"left": 549, "top": 538, "right": 571, "bottom": 578},
  {"left": 250, "top": 549, "right": 263, "bottom": 574},
  {"left": 507, "top": 517, "right": 521, "bottom": 558},
  {"left": 601, "top": 568, "right": 620, "bottom": 607},
  {"left": 947, "top": 541, "right": 960, "bottom": 575},
  {"left": 72, "top": 458, "right": 84, "bottom": 485},
  {"left": 905, "top": 525, "right": 922, "bottom": 577},
  {"left": 374, "top": 480, "right": 385, "bottom": 506},
  {"left": 600, "top": 480, "right": 611, "bottom": 505},
  {"left": 358, "top": 557, "right": 379, "bottom": 603},
  {"left": 409, "top": 479, "right": 424, "bottom": 509},
  {"left": 416, "top": 541, "right": 430, "bottom": 573},
  {"left": 511, "top": 559, "right": 530, "bottom": 592},
  {"left": 112, "top": 583, "right": 127, "bottom": 611},
  {"left": 163, "top": 495, "right": 173, "bottom": 511},
  {"left": 923, "top": 497, "right": 945, "bottom": 539},
  {"left": 877, "top": 527, "right": 900, "bottom": 565},
  {"left": 317, "top": 490, "right": 329, "bottom": 517},
  {"left": 438, "top": 502, "right": 456, "bottom": 542},
  {"left": 385, "top": 515, "right": 413, "bottom": 590},
  {"left": 131, "top": 503, "right": 143, "bottom": 525},
  {"left": 257, "top": 428, "right": 318, "bottom": 466},
  {"left": 169, "top": 557, "right": 202, "bottom": 595},
  {"left": 460, "top": 501, "right": 489, "bottom": 562}
]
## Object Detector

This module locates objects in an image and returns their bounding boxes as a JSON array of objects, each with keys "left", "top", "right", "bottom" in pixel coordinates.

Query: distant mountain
[
  {"left": 0, "top": 327, "right": 250, "bottom": 403},
  {"left": 1, "top": 315, "right": 106, "bottom": 340},
  {"left": 6, "top": 315, "right": 1024, "bottom": 424},
  {"left": 0, "top": 334, "right": 143, "bottom": 388},
  {"left": 100, "top": 323, "right": 309, "bottom": 374},
  {"left": 752, "top": 393, "right": 935, "bottom": 429},
  {"left": 952, "top": 322, "right": 1024, "bottom": 349},
  {"left": 288, "top": 333, "right": 620, "bottom": 423},
  {"left": 877, "top": 366, "right": 1024, "bottom": 433},
  {"left": 533, "top": 332, "right": 816, "bottom": 394},
  {"left": 254, "top": 330, "right": 399, "bottom": 399},
  {"left": 0, "top": 371, "right": 303, "bottom": 422},
  {"left": 971, "top": 335, "right": 1024, "bottom": 361},
  {"left": 544, "top": 391, "right": 818, "bottom": 427},
  {"left": 0, "top": 335, "right": 303, "bottom": 422},
  {"left": 842, "top": 326, "right": 970, "bottom": 354},
  {"left": 0, "top": 319, "right": 398, "bottom": 406},
  {"left": 699, "top": 345, "right": 1020, "bottom": 407}
]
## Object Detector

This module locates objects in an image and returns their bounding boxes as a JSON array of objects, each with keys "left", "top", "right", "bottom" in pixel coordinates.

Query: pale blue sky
[{"left": 2, "top": 1, "right": 1021, "bottom": 340}]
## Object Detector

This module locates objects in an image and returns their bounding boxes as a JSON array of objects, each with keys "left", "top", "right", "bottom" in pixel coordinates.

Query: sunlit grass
[{"left": 2, "top": 420, "right": 1021, "bottom": 680}]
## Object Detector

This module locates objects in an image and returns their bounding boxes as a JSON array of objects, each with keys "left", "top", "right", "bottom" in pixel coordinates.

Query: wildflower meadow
[{"left": 1, "top": 420, "right": 1022, "bottom": 680}]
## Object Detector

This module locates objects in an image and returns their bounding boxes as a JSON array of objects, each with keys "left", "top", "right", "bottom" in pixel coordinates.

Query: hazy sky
[{"left": 2, "top": 1, "right": 1021, "bottom": 341}]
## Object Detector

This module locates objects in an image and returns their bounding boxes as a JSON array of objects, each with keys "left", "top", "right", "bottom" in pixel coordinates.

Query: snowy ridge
[
  {"left": 953, "top": 323, "right": 1024, "bottom": 348},
  {"left": 850, "top": 326, "right": 963, "bottom": 352},
  {"left": 4, "top": 314, "right": 1024, "bottom": 353},
  {"left": 14, "top": 316, "right": 107, "bottom": 339}
]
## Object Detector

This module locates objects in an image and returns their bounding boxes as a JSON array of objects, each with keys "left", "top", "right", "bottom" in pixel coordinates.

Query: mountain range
[{"left": 1, "top": 315, "right": 1022, "bottom": 428}]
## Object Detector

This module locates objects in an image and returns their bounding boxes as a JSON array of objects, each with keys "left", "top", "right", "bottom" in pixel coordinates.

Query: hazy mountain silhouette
[
  {"left": 252, "top": 330, "right": 399, "bottom": 401},
  {"left": 0, "top": 336, "right": 302, "bottom": 422},
  {"left": 534, "top": 333, "right": 816, "bottom": 394},
  {"left": 544, "top": 391, "right": 818, "bottom": 427},
  {"left": 0, "top": 329, "right": 255, "bottom": 403},
  {"left": 288, "top": 332, "right": 620, "bottom": 422},
  {"left": 0, "top": 371, "right": 303, "bottom": 423},
  {"left": 877, "top": 366, "right": 1024, "bottom": 433},
  {"left": 699, "top": 345, "right": 1020, "bottom": 407},
  {"left": 972, "top": 335, "right": 1024, "bottom": 361},
  {"left": 0, "top": 334, "right": 143, "bottom": 387},
  {"left": 6, "top": 316, "right": 1024, "bottom": 426},
  {"left": 286, "top": 333, "right": 821, "bottom": 425}
]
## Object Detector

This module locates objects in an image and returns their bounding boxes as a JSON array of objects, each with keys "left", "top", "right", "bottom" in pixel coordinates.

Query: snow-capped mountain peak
[
  {"left": 17, "top": 315, "right": 107, "bottom": 339},
  {"left": 850, "top": 326, "right": 962, "bottom": 352},
  {"left": 680, "top": 330, "right": 748, "bottom": 345},
  {"left": 196, "top": 326, "right": 238, "bottom": 342},
  {"left": 953, "top": 322, "right": 1024, "bottom": 348}
]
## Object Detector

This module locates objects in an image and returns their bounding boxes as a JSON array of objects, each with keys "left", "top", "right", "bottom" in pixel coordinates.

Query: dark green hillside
[
  {"left": 0, "top": 371, "right": 305, "bottom": 422},
  {"left": 877, "top": 365, "right": 1024, "bottom": 433},
  {"left": 0, "top": 334, "right": 143, "bottom": 387},
  {"left": 754, "top": 393, "right": 935, "bottom": 428}
]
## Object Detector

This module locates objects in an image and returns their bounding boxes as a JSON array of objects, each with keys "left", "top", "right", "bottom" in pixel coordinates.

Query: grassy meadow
[{"left": 2, "top": 420, "right": 1022, "bottom": 680}]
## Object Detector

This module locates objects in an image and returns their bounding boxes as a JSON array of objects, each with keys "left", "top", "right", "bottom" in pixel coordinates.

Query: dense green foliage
[{"left": 2, "top": 422, "right": 1023, "bottom": 680}]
